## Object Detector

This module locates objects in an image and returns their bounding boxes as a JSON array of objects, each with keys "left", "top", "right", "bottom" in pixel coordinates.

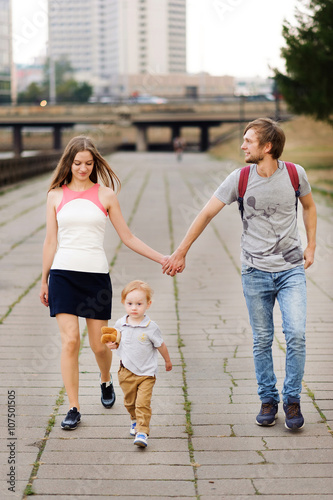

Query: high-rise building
[
  {"left": 109, "top": 0, "right": 186, "bottom": 76},
  {"left": 0, "top": 0, "right": 12, "bottom": 103},
  {"left": 48, "top": 0, "right": 186, "bottom": 97}
]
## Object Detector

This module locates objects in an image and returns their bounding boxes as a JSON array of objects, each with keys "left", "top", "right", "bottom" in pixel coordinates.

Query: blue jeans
[{"left": 241, "top": 265, "right": 306, "bottom": 404}]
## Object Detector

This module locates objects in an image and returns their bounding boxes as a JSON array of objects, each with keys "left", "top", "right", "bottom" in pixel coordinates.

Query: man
[
  {"left": 163, "top": 118, "right": 317, "bottom": 430},
  {"left": 173, "top": 136, "right": 186, "bottom": 161}
]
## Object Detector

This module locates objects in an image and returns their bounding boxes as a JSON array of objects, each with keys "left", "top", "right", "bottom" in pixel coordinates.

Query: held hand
[
  {"left": 160, "top": 255, "right": 170, "bottom": 267},
  {"left": 165, "top": 361, "right": 173, "bottom": 371},
  {"left": 162, "top": 250, "right": 186, "bottom": 276},
  {"left": 304, "top": 246, "right": 315, "bottom": 269},
  {"left": 39, "top": 283, "right": 49, "bottom": 307}
]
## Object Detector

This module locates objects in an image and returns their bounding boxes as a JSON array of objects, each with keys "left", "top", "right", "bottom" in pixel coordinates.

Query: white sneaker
[
  {"left": 130, "top": 420, "right": 137, "bottom": 436},
  {"left": 134, "top": 432, "right": 148, "bottom": 447}
]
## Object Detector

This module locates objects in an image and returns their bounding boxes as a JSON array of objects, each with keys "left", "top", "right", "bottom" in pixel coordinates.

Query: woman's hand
[{"left": 40, "top": 283, "right": 49, "bottom": 307}]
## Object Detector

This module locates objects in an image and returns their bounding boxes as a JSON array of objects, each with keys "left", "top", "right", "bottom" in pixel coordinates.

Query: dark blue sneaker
[
  {"left": 256, "top": 398, "right": 278, "bottom": 426},
  {"left": 283, "top": 397, "right": 305, "bottom": 430},
  {"left": 100, "top": 375, "right": 116, "bottom": 408},
  {"left": 61, "top": 407, "right": 81, "bottom": 430}
]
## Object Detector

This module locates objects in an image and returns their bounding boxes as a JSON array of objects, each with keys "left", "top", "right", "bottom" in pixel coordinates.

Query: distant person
[
  {"left": 39, "top": 136, "right": 167, "bottom": 430},
  {"left": 173, "top": 136, "right": 186, "bottom": 161},
  {"left": 105, "top": 280, "right": 172, "bottom": 448},
  {"left": 163, "top": 118, "right": 317, "bottom": 431}
]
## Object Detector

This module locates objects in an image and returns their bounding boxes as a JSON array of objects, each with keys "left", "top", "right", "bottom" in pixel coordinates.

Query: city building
[
  {"left": 109, "top": 0, "right": 186, "bottom": 87},
  {"left": 48, "top": 0, "right": 187, "bottom": 98},
  {"left": 124, "top": 72, "right": 234, "bottom": 99},
  {"left": 0, "top": 0, "right": 12, "bottom": 103}
]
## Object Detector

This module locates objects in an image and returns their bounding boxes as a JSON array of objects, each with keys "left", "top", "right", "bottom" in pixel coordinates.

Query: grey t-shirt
[
  {"left": 115, "top": 314, "right": 164, "bottom": 377},
  {"left": 214, "top": 161, "right": 311, "bottom": 272}
]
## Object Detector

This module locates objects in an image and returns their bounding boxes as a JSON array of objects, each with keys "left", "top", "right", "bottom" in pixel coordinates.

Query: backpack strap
[
  {"left": 285, "top": 162, "right": 300, "bottom": 213},
  {"left": 237, "top": 162, "right": 300, "bottom": 220},
  {"left": 237, "top": 165, "right": 250, "bottom": 221}
]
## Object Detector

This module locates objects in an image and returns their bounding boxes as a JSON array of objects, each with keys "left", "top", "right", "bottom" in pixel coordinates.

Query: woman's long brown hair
[{"left": 48, "top": 136, "right": 121, "bottom": 192}]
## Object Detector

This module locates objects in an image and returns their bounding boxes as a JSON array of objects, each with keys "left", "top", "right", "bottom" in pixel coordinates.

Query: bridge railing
[
  {"left": 0, "top": 152, "right": 61, "bottom": 187},
  {"left": 0, "top": 145, "right": 118, "bottom": 187}
]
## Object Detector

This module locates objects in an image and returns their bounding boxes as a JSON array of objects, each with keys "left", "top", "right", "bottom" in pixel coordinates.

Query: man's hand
[{"left": 304, "top": 245, "right": 315, "bottom": 269}]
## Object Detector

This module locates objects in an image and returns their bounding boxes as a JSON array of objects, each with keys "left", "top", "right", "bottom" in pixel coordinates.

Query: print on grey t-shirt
[{"left": 214, "top": 161, "right": 311, "bottom": 272}]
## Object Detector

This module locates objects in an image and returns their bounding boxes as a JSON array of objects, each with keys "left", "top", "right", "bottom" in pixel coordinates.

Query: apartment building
[
  {"left": 48, "top": 0, "right": 186, "bottom": 97},
  {"left": 0, "top": 0, "right": 12, "bottom": 103}
]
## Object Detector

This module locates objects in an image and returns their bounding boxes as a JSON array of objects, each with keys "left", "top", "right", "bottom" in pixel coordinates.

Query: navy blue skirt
[{"left": 49, "top": 269, "right": 112, "bottom": 320}]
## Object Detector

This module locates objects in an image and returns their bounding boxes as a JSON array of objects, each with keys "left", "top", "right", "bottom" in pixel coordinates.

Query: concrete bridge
[{"left": 0, "top": 98, "right": 290, "bottom": 155}]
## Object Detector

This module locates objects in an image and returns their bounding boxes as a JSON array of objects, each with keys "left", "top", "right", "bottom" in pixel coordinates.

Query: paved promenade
[{"left": 0, "top": 152, "right": 332, "bottom": 500}]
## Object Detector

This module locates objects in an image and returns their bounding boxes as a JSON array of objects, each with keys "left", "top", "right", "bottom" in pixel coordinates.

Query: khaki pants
[{"left": 118, "top": 366, "right": 156, "bottom": 435}]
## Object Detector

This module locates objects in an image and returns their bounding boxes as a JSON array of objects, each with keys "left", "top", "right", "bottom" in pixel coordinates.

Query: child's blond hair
[{"left": 121, "top": 280, "right": 153, "bottom": 304}]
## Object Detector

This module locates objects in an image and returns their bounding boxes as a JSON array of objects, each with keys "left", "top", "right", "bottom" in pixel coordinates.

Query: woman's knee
[
  {"left": 62, "top": 335, "right": 80, "bottom": 355},
  {"left": 86, "top": 319, "right": 108, "bottom": 355},
  {"left": 90, "top": 340, "right": 108, "bottom": 357},
  {"left": 57, "top": 315, "right": 80, "bottom": 355}
]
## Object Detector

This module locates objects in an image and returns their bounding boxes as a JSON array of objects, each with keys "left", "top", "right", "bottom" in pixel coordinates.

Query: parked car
[{"left": 133, "top": 95, "right": 168, "bottom": 104}]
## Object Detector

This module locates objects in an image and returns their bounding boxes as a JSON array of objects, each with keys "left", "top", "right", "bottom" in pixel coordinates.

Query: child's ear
[{"left": 147, "top": 300, "right": 152, "bottom": 309}]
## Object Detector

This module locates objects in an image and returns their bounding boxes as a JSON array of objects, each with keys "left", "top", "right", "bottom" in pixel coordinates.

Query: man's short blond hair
[
  {"left": 244, "top": 118, "right": 286, "bottom": 160},
  {"left": 121, "top": 280, "right": 154, "bottom": 303}
]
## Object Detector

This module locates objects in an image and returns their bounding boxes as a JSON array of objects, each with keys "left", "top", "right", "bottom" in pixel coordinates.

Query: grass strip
[
  {"left": 0, "top": 200, "right": 45, "bottom": 228},
  {"left": 23, "top": 387, "right": 66, "bottom": 497},
  {"left": 164, "top": 173, "right": 200, "bottom": 499},
  {"left": 0, "top": 273, "right": 42, "bottom": 324},
  {"left": 274, "top": 334, "right": 332, "bottom": 436},
  {"left": 0, "top": 224, "right": 46, "bottom": 261},
  {"left": 23, "top": 327, "right": 89, "bottom": 497}
]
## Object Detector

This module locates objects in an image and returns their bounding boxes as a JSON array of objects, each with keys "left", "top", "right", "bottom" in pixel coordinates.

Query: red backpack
[{"left": 237, "top": 162, "right": 300, "bottom": 220}]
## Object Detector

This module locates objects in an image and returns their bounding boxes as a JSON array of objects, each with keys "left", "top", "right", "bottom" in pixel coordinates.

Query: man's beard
[{"left": 245, "top": 153, "right": 264, "bottom": 164}]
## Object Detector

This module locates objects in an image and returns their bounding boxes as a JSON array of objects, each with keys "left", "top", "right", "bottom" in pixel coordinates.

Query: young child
[{"left": 105, "top": 280, "right": 172, "bottom": 448}]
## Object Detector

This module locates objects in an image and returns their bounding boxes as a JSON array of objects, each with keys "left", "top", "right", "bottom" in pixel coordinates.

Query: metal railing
[{"left": 0, "top": 152, "right": 61, "bottom": 187}]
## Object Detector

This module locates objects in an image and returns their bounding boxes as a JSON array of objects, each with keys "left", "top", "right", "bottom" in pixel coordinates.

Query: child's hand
[
  {"left": 165, "top": 361, "right": 172, "bottom": 371},
  {"left": 105, "top": 341, "right": 118, "bottom": 350}
]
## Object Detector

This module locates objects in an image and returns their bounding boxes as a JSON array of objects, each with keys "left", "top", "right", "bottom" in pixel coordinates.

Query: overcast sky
[{"left": 11, "top": 0, "right": 299, "bottom": 78}]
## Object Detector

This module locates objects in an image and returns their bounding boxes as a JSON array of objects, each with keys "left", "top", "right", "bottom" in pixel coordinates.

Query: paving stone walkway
[{"left": 0, "top": 152, "right": 332, "bottom": 500}]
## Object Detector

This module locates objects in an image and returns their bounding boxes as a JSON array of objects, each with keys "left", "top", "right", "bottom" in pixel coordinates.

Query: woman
[{"left": 40, "top": 136, "right": 166, "bottom": 430}]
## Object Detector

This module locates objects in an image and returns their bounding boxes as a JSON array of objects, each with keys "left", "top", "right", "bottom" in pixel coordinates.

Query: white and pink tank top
[{"left": 51, "top": 183, "right": 109, "bottom": 273}]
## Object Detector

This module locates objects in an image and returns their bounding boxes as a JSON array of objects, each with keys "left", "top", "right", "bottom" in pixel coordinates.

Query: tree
[
  {"left": 56, "top": 78, "right": 93, "bottom": 103},
  {"left": 17, "top": 82, "right": 47, "bottom": 104},
  {"left": 274, "top": 0, "right": 333, "bottom": 125},
  {"left": 72, "top": 82, "right": 93, "bottom": 103},
  {"left": 43, "top": 57, "right": 93, "bottom": 103},
  {"left": 17, "top": 58, "right": 93, "bottom": 104}
]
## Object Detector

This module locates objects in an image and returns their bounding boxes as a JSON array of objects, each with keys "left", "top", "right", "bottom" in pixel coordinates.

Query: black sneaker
[
  {"left": 100, "top": 375, "right": 116, "bottom": 408},
  {"left": 61, "top": 407, "right": 81, "bottom": 430},
  {"left": 256, "top": 398, "right": 278, "bottom": 426},
  {"left": 283, "top": 397, "right": 305, "bottom": 430}
]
